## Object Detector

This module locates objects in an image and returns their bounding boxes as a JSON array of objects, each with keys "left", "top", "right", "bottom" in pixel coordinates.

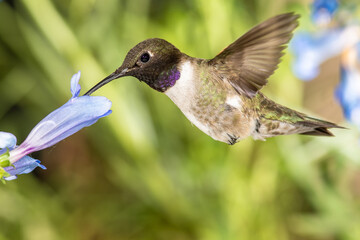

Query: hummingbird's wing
[{"left": 208, "top": 13, "right": 299, "bottom": 98}]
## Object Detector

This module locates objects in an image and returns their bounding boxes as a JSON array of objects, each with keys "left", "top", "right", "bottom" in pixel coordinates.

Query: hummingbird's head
[{"left": 85, "top": 38, "right": 183, "bottom": 95}]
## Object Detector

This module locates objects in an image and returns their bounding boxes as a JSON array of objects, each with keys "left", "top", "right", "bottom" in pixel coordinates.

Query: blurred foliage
[{"left": 0, "top": 0, "right": 360, "bottom": 239}]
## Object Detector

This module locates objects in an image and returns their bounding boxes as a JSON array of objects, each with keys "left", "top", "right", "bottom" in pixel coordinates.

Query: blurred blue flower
[
  {"left": 336, "top": 44, "right": 360, "bottom": 128},
  {"left": 0, "top": 71, "right": 112, "bottom": 181},
  {"left": 312, "top": 0, "right": 339, "bottom": 25},
  {"left": 291, "top": 26, "right": 360, "bottom": 80}
]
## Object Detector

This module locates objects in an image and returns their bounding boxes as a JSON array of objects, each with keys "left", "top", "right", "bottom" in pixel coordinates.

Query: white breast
[
  {"left": 165, "top": 61, "right": 211, "bottom": 135},
  {"left": 165, "top": 61, "right": 195, "bottom": 102}
]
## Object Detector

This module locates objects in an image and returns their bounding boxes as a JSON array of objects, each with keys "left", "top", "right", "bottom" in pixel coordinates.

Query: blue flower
[
  {"left": 335, "top": 44, "right": 360, "bottom": 128},
  {"left": 0, "top": 71, "right": 112, "bottom": 181},
  {"left": 290, "top": 26, "right": 360, "bottom": 81},
  {"left": 312, "top": 0, "right": 339, "bottom": 25}
]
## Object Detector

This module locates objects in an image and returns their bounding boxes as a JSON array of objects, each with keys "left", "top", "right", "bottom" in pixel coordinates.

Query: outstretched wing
[{"left": 208, "top": 13, "right": 299, "bottom": 98}]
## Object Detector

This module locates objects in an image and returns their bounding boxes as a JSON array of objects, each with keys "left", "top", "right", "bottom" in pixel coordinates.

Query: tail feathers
[
  {"left": 297, "top": 117, "right": 345, "bottom": 137},
  {"left": 255, "top": 94, "right": 345, "bottom": 139},
  {"left": 300, "top": 127, "right": 334, "bottom": 136}
]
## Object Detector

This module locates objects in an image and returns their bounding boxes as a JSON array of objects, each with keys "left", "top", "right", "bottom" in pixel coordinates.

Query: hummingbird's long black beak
[{"left": 83, "top": 68, "right": 128, "bottom": 96}]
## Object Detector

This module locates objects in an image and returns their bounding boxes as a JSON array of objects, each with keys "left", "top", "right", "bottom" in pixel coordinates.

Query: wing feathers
[{"left": 209, "top": 13, "right": 299, "bottom": 98}]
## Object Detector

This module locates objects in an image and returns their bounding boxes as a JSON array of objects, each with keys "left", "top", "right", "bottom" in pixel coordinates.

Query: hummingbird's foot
[{"left": 226, "top": 133, "right": 239, "bottom": 145}]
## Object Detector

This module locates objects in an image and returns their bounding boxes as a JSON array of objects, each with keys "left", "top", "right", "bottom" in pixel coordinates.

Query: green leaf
[
  {"left": 0, "top": 167, "right": 10, "bottom": 184},
  {"left": 0, "top": 148, "right": 11, "bottom": 167}
]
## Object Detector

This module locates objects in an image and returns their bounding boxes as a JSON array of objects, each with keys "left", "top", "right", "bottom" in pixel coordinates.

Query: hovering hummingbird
[{"left": 85, "top": 13, "right": 342, "bottom": 145}]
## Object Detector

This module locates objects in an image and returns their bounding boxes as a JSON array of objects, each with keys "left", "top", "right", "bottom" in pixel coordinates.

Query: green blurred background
[{"left": 1, "top": 0, "right": 360, "bottom": 239}]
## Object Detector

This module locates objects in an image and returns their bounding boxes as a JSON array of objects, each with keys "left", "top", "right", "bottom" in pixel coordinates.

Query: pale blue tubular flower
[
  {"left": 290, "top": 26, "right": 360, "bottom": 81},
  {"left": 0, "top": 71, "right": 112, "bottom": 181},
  {"left": 335, "top": 44, "right": 360, "bottom": 129},
  {"left": 312, "top": 0, "right": 339, "bottom": 26}
]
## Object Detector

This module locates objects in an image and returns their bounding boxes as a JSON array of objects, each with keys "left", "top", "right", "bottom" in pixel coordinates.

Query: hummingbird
[{"left": 85, "top": 13, "right": 342, "bottom": 145}]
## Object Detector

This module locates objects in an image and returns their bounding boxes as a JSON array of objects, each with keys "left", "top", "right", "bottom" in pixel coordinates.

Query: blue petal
[
  {"left": 0, "top": 132, "right": 17, "bottom": 149},
  {"left": 312, "top": 0, "right": 339, "bottom": 15},
  {"left": 290, "top": 28, "right": 357, "bottom": 81},
  {"left": 336, "top": 65, "right": 360, "bottom": 122},
  {"left": 336, "top": 42, "right": 360, "bottom": 127},
  {"left": 312, "top": 0, "right": 339, "bottom": 24},
  {"left": 3, "top": 155, "right": 46, "bottom": 181},
  {"left": 17, "top": 96, "right": 112, "bottom": 153},
  {"left": 70, "top": 71, "right": 81, "bottom": 98}
]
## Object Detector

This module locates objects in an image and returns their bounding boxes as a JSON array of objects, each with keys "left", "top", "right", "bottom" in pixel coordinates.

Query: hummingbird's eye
[{"left": 140, "top": 52, "right": 150, "bottom": 63}]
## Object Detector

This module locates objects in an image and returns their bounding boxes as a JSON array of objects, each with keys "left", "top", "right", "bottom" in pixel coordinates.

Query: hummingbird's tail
[
  {"left": 252, "top": 94, "right": 344, "bottom": 140},
  {"left": 296, "top": 116, "right": 343, "bottom": 136}
]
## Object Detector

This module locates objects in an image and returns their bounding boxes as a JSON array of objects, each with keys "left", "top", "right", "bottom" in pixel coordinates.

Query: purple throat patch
[{"left": 158, "top": 66, "right": 181, "bottom": 90}]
